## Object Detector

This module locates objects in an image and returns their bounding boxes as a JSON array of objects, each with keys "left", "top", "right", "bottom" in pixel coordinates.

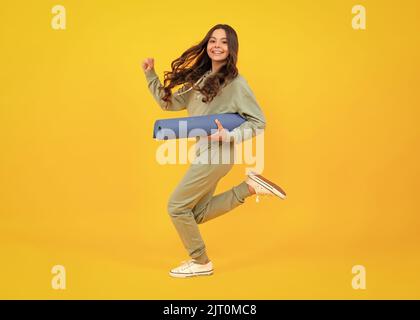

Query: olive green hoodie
[{"left": 144, "top": 68, "right": 266, "bottom": 143}]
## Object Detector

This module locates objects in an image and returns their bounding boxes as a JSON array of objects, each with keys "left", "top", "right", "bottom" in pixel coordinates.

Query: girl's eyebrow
[{"left": 209, "top": 37, "right": 227, "bottom": 40}]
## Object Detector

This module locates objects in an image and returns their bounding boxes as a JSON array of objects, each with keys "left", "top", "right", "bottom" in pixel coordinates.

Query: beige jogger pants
[{"left": 167, "top": 141, "right": 252, "bottom": 259}]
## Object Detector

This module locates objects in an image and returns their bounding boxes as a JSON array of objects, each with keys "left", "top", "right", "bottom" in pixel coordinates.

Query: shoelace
[
  {"left": 175, "top": 260, "right": 201, "bottom": 275},
  {"left": 178, "top": 260, "right": 195, "bottom": 271},
  {"left": 255, "top": 194, "right": 270, "bottom": 203},
  {"left": 252, "top": 181, "right": 270, "bottom": 203}
]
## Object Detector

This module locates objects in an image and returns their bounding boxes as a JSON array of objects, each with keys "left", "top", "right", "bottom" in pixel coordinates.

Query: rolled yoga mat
[{"left": 153, "top": 113, "right": 246, "bottom": 140}]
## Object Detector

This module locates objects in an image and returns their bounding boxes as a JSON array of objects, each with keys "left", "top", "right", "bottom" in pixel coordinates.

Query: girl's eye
[{"left": 209, "top": 40, "right": 227, "bottom": 44}]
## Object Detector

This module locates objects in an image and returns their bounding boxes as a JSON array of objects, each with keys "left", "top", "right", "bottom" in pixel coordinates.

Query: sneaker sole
[
  {"left": 249, "top": 174, "right": 287, "bottom": 199},
  {"left": 169, "top": 270, "right": 214, "bottom": 278}
]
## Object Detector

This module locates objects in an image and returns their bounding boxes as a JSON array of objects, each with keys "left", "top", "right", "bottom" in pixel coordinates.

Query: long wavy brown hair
[{"left": 160, "top": 24, "right": 239, "bottom": 108}]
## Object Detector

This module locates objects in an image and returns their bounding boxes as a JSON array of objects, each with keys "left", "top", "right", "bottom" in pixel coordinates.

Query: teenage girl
[{"left": 142, "top": 24, "right": 286, "bottom": 278}]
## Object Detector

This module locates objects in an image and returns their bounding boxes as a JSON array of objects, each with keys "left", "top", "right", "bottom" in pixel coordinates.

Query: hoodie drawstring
[{"left": 175, "top": 71, "right": 211, "bottom": 96}]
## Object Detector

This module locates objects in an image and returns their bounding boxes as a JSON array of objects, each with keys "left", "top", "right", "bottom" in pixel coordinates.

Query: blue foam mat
[{"left": 153, "top": 113, "right": 246, "bottom": 140}]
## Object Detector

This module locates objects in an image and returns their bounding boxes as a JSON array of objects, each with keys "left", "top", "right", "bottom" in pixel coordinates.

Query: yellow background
[{"left": 1, "top": 0, "right": 419, "bottom": 299}]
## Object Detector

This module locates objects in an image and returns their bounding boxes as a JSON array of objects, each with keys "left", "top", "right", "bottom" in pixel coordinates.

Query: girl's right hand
[{"left": 142, "top": 58, "right": 155, "bottom": 72}]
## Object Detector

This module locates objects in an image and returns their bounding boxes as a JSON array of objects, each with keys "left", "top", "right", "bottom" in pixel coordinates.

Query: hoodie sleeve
[
  {"left": 144, "top": 69, "right": 188, "bottom": 111},
  {"left": 226, "top": 78, "right": 266, "bottom": 143}
]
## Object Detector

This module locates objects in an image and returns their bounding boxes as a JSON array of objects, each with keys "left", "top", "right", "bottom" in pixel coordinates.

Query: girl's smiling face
[{"left": 207, "top": 28, "right": 229, "bottom": 63}]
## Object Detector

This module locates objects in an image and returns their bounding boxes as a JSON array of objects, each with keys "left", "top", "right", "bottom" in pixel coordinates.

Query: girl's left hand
[{"left": 208, "top": 119, "right": 229, "bottom": 142}]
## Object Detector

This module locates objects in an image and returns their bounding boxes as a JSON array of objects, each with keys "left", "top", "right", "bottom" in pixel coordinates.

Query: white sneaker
[
  {"left": 169, "top": 260, "right": 214, "bottom": 278},
  {"left": 246, "top": 171, "right": 287, "bottom": 202}
]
